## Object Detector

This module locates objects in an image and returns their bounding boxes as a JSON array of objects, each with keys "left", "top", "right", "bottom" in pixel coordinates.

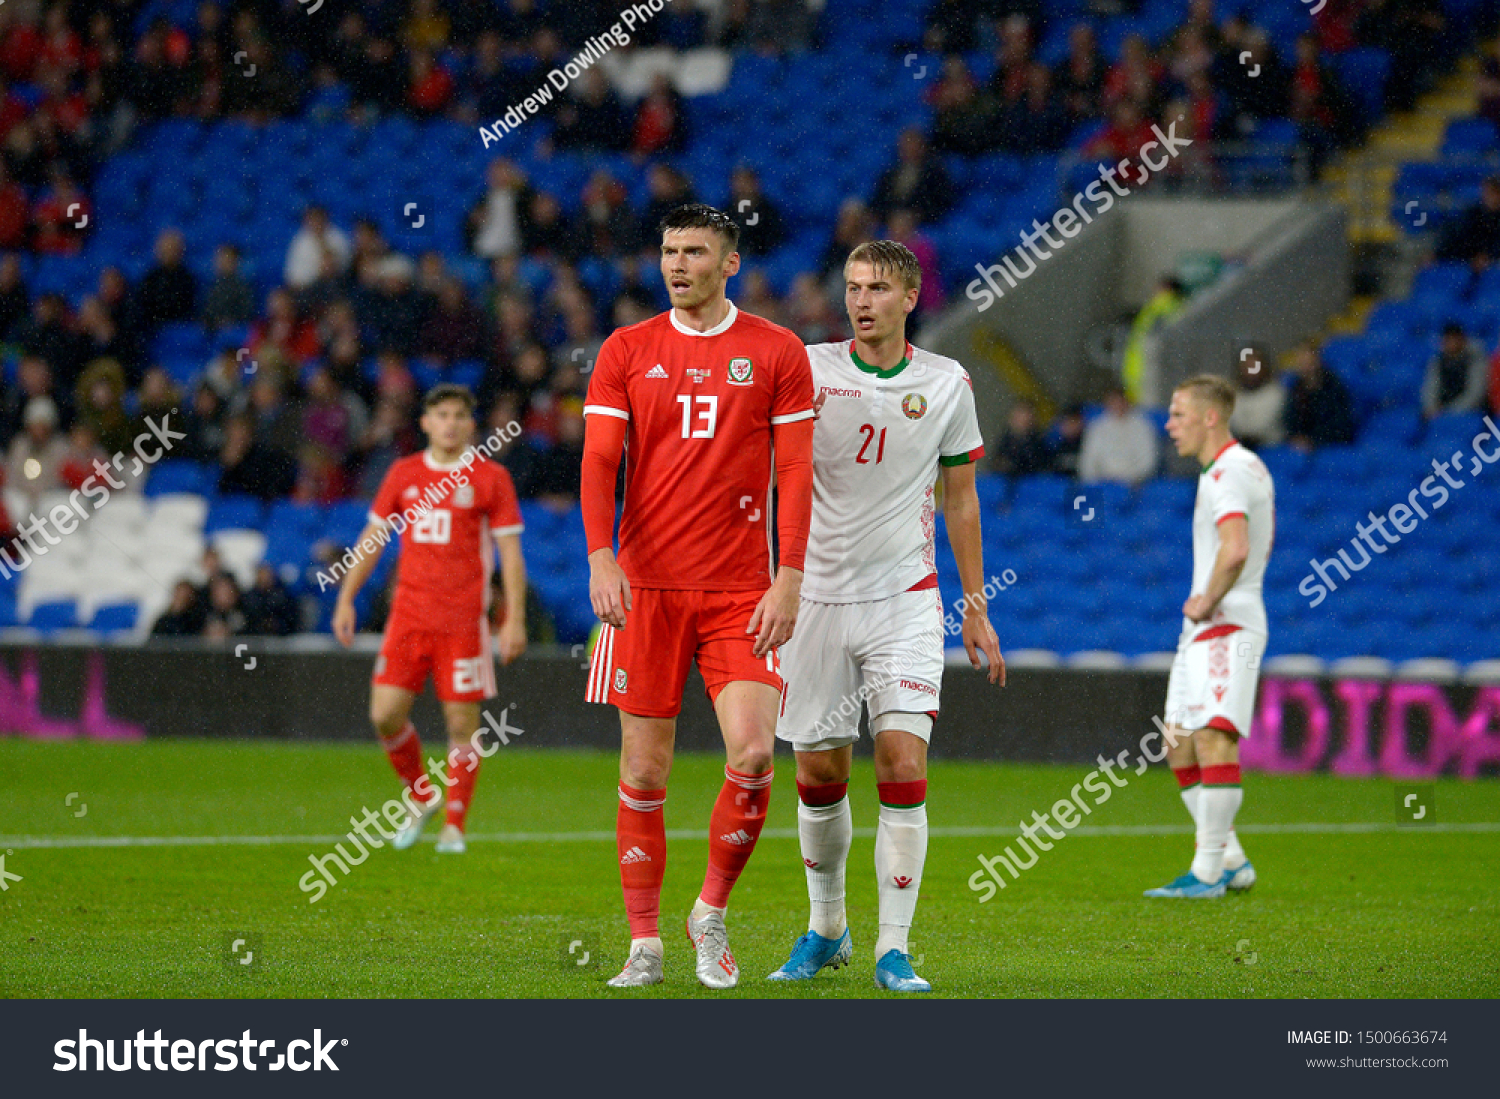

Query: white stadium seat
[{"left": 212, "top": 529, "right": 268, "bottom": 588}]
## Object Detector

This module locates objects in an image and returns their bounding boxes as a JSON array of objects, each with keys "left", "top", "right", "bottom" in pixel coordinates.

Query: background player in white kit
[
  {"left": 1147, "top": 374, "right": 1274, "bottom": 899},
  {"left": 768, "top": 242, "right": 1005, "bottom": 991}
]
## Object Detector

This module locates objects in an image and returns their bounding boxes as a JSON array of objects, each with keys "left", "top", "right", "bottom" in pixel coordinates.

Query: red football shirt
[
  {"left": 368, "top": 451, "right": 524, "bottom": 630},
  {"left": 583, "top": 302, "right": 814, "bottom": 590}
]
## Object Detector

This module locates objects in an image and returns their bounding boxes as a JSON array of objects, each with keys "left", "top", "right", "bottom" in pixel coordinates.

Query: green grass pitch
[{"left": 1, "top": 738, "right": 1497, "bottom": 998}]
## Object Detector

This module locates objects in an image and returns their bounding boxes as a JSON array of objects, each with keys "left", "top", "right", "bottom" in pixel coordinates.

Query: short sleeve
[
  {"left": 368, "top": 464, "right": 402, "bottom": 527},
  {"left": 584, "top": 333, "right": 631, "bottom": 421},
  {"left": 770, "top": 337, "right": 815, "bottom": 425},
  {"left": 488, "top": 463, "right": 524, "bottom": 536},
  {"left": 938, "top": 368, "right": 986, "bottom": 466},
  {"left": 1211, "top": 461, "right": 1252, "bottom": 525}
]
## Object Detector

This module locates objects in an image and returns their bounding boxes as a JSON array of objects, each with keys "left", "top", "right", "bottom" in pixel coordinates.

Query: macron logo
[
  {"left": 620, "top": 846, "right": 651, "bottom": 864},
  {"left": 719, "top": 829, "right": 754, "bottom": 845},
  {"left": 893, "top": 875, "right": 913, "bottom": 889},
  {"left": 646, "top": 365, "right": 669, "bottom": 379}
]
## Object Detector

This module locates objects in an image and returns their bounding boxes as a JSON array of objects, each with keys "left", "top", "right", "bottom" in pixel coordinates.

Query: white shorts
[
  {"left": 1163, "top": 626, "right": 1266, "bottom": 738},
  {"left": 776, "top": 588, "right": 945, "bottom": 752}
]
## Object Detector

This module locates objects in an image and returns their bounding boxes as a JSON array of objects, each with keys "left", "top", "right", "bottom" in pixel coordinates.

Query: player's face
[
  {"left": 660, "top": 228, "right": 738, "bottom": 310},
  {"left": 420, "top": 399, "right": 475, "bottom": 454},
  {"left": 845, "top": 261, "right": 916, "bottom": 344},
  {"left": 1165, "top": 390, "right": 1208, "bottom": 457}
]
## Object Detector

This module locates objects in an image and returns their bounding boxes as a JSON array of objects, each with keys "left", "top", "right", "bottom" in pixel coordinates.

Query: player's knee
[
  {"left": 729, "top": 743, "right": 773, "bottom": 776},
  {"left": 369, "top": 705, "right": 405, "bottom": 737},
  {"left": 795, "top": 751, "right": 845, "bottom": 787}
]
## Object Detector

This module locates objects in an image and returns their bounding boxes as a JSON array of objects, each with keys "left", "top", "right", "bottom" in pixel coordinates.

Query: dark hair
[
  {"left": 423, "top": 383, "right": 476, "bottom": 412},
  {"left": 1441, "top": 321, "right": 1466, "bottom": 338},
  {"left": 659, "top": 203, "right": 740, "bottom": 253}
]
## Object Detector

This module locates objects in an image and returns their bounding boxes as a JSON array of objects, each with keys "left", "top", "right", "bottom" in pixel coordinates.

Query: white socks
[
  {"left": 1190, "top": 785, "right": 1243, "bottom": 884},
  {"left": 1182, "top": 782, "right": 1246, "bottom": 871},
  {"left": 798, "top": 796, "right": 851, "bottom": 938},
  {"left": 874, "top": 803, "right": 927, "bottom": 959}
]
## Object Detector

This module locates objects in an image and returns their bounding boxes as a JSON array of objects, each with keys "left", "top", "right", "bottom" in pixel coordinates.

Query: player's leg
[
  {"left": 435, "top": 700, "right": 482, "bottom": 853},
  {"left": 608, "top": 710, "right": 676, "bottom": 987},
  {"left": 1190, "top": 724, "right": 1243, "bottom": 887},
  {"left": 1163, "top": 640, "right": 1202, "bottom": 827},
  {"left": 871, "top": 718, "right": 932, "bottom": 992},
  {"left": 1213, "top": 629, "right": 1264, "bottom": 889},
  {"left": 767, "top": 744, "right": 855, "bottom": 981},
  {"left": 371, "top": 680, "right": 446, "bottom": 850}
]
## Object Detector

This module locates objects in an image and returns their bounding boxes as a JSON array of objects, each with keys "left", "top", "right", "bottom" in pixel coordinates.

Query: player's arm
[
  {"left": 747, "top": 415, "right": 812, "bottom": 655},
  {"left": 582, "top": 408, "right": 630, "bottom": 628},
  {"left": 332, "top": 520, "right": 390, "bottom": 646},
  {"left": 940, "top": 460, "right": 1005, "bottom": 685},
  {"left": 493, "top": 531, "right": 527, "bottom": 664},
  {"left": 1184, "top": 514, "right": 1248, "bottom": 622}
]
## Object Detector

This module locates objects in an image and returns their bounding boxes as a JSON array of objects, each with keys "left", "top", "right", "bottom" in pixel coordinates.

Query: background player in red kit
[
  {"left": 582, "top": 205, "right": 815, "bottom": 988},
  {"left": 334, "top": 384, "right": 528, "bottom": 854}
]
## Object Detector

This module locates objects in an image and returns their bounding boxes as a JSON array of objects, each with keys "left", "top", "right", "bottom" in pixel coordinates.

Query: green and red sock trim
[
  {"left": 877, "top": 779, "right": 927, "bottom": 809},
  {"left": 1201, "top": 763, "right": 1241, "bottom": 787},
  {"left": 797, "top": 780, "right": 848, "bottom": 807},
  {"left": 1172, "top": 764, "right": 1202, "bottom": 789}
]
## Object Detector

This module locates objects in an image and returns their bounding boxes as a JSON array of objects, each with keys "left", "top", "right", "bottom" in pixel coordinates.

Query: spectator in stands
[
  {"left": 1435, "top": 176, "right": 1500, "bottom": 268},
  {"left": 202, "top": 572, "right": 246, "bottom": 639},
  {"left": 1079, "top": 387, "right": 1157, "bottom": 486},
  {"left": 818, "top": 197, "right": 875, "bottom": 283},
  {"left": 1422, "top": 321, "right": 1487, "bottom": 419},
  {"left": 76, "top": 296, "right": 139, "bottom": 382},
  {"left": 200, "top": 244, "right": 253, "bottom": 333},
  {"left": 248, "top": 288, "right": 319, "bottom": 366},
  {"left": 528, "top": 395, "right": 585, "bottom": 511},
  {"left": 552, "top": 68, "right": 625, "bottom": 152},
  {"left": 1001, "top": 63, "right": 1073, "bottom": 153},
  {"left": 1057, "top": 22, "right": 1105, "bottom": 120},
  {"left": 886, "top": 209, "right": 944, "bottom": 324},
  {"left": 132, "top": 367, "right": 180, "bottom": 439},
  {"left": 1, "top": 355, "right": 59, "bottom": 448},
  {"left": 1289, "top": 33, "right": 1360, "bottom": 166},
  {"left": 293, "top": 442, "right": 350, "bottom": 504},
  {"left": 729, "top": 165, "right": 785, "bottom": 256},
  {"left": 984, "top": 13, "right": 1034, "bottom": 113},
  {"left": 872, "top": 127, "right": 953, "bottom": 226},
  {"left": 31, "top": 167, "right": 88, "bottom": 256},
  {"left": 632, "top": 73, "right": 687, "bottom": 156},
  {"left": 75, "top": 357, "right": 133, "bottom": 455},
  {"left": 485, "top": 390, "right": 538, "bottom": 491},
  {"left": 638, "top": 164, "right": 696, "bottom": 247},
  {"left": 5, "top": 396, "right": 67, "bottom": 508},
  {"left": 993, "top": 399, "right": 1052, "bottom": 477},
  {"left": 577, "top": 169, "right": 638, "bottom": 259},
  {"left": 1284, "top": 341, "right": 1356, "bottom": 450},
  {"left": 182, "top": 381, "right": 226, "bottom": 463},
  {"left": 133, "top": 228, "right": 197, "bottom": 331},
  {"left": 1358, "top": 0, "right": 1447, "bottom": 114},
  {"left": 1230, "top": 345, "right": 1286, "bottom": 450},
  {"left": 786, "top": 271, "right": 843, "bottom": 346},
  {"left": 521, "top": 191, "right": 577, "bottom": 262},
  {"left": 152, "top": 580, "right": 207, "bottom": 637},
  {"left": 217, "top": 414, "right": 295, "bottom": 500},
  {"left": 0, "top": 164, "right": 28, "bottom": 250},
  {"left": 15, "top": 291, "right": 83, "bottom": 388},
  {"left": 1050, "top": 404, "right": 1086, "bottom": 478},
  {"left": 405, "top": 48, "right": 454, "bottom": 116},
  {"left": 1122, "top": 276, "right": 1185, "bottom": 403},
  {"left": 301, "top": 367, "right": 364, "bottom": 465},
  {"left": 1103, "top": 33, "right": 1163, "bottom": 114},
  {"left": 246, "top": 369, "right": 304, "bottom": 458},
  {"left": 468, "top": 158, "right": 533, "bottom": 260},
  {"left": 1479, "top": 38, "right": 1500, "bottom": 129},
  {"left": 929, "top": 56, "right": 987, "bottom": 156},
  {"left": 284, "top": 206, "right": 351, "bottom": 291},
  {"left": 1222, "top": 28, "right": 1289, "bottom": 130},
  {"left": 417, "top": 276, "right": 489, "bottom": 364},
  {"left": 0, "top": 252, "right": 28, "bottom": 338},
  {"left": 242, "top": 562, "right": 300, "bottom": 636}
]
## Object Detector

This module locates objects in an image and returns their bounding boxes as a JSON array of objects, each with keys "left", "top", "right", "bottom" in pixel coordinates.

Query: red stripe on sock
[
  {"left": 700, "top": 771, "right": 772, "bottom": 907},
  {"left": 1173, "top": 764, "right": 1202, "bottom": 789},
  {"left": 796, "top": 780, "right": 848, "bottom": 807},
  {"left": 1201, "top": 763, "right": 1241, "bottom": 786},
  {"left": 877, "top": 780, "right": 927, "bottom": 807},
  {"left": 618, "top": 783, "right": 667, "bottom": 939}
]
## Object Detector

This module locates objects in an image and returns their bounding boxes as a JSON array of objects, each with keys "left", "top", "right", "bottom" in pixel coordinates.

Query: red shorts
[
  {"left": 585, "top": 588, "right": 781, "bottom": 718},
  {"left": 374, "top": 613, "right": 495, "bottom": 702}
]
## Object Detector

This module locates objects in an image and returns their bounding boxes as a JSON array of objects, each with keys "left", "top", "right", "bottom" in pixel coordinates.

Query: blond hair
[
  {"left": 1175, "top": 374, "right": 1236, "bottom": 421},
  {"left": 845, "top": 240, "right": 922, "bottom": 294}
]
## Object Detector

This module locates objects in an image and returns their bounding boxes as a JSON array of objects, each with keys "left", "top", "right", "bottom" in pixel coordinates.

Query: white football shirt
[
  {"left": 800, "top": 340, "right": 985, "bottom": 603},
  {"left": 1188, "top": 440, "right": 1274, "bottom": 635}
]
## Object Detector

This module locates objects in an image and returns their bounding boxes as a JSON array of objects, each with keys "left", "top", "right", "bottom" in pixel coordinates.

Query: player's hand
[
  {"left": 811, "top": 391, "right": 827, "bottom": 420},
  {"left": 962, "top": 613, "right": 1005, "bottom": 686},
  {"left": 589, "top": 549, "right": 632, "bottom": 629},
  {"left": 332, "top": 600, "right": 356, "bottom": 647},
  {"left": 1182, "top": 594, "right": 1213, "bottom": 622},
  {"left": 496, "top": 617, "right": 527, "bottom": 665},
  {"left": 747, "top": 568, "right": 801, "bottom": 656}
]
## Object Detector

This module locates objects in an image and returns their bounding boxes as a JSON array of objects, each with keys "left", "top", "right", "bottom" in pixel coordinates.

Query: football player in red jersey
[
  {"left": 582, "top": 204, "right": 815, "bottom": 988},
  {"left": 334, "top": 384, "right": 528, "bottom": 854}
]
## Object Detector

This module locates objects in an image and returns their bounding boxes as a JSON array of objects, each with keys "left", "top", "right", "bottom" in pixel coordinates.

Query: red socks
[
  {"left": 617, "top": 782, "right": 668, "bottom": 939},
  {"left": 877, "top": 779, "right": 927, "bottom": 808},
  {"left": 1202, "top": 763, "right": 1242, "bottom": 787},
  {"left": 1173, "top": 764, "right": 1202, "bottom": 789},
  {"left": 444, "top": 743, "right": 481, "bottom": 830},
  {"left": 380, "top": 723, "right": 427, "bottom": 792},
  {"left": 700, "top": 766, "right": 773, "bottom": 908}
]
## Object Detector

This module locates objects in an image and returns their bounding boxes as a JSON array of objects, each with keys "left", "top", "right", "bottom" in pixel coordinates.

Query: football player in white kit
[
  {"left": 767, "top": 242, "right": 1005, "bottom": 991},
  {"left": 1147, "top": 374, "right": 1274, "bottom": 898}
]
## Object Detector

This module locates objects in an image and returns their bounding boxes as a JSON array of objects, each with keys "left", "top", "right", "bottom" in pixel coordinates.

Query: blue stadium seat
[
  {"left": 29, "top": 600, "right": 80, "bottom": 631},
  {"left": 90, "top": 603, "right": 140, "bottom": 633},
  {"left": 145, "top": 460, "right": 215, "bottom": 497},
  {"left": 205, "top": 495, "right": 266, "bottom": 534}
]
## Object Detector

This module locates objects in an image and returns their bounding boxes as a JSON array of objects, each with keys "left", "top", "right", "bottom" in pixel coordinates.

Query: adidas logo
[
  {"left": 620, "top": 846, "right": 651, "bottom": 864},
  {"left": 719, "top": 829, "right": 754, "bottom": 845},
  {"left": 646, "top": 364, "right": 669, "bottom": 379}
]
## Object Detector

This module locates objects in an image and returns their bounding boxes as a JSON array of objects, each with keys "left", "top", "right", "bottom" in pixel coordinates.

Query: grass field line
[{"left": 2, "top": 821, "right": 1497, "bottom": 849}]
